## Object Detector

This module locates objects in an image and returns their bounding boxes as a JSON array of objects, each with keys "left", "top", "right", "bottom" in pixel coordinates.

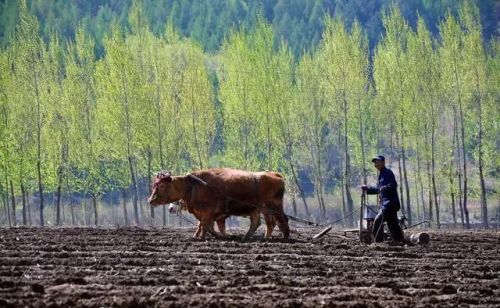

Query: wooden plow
[{"left": 312, "top": 190, "right": 431, "bottom": 245}]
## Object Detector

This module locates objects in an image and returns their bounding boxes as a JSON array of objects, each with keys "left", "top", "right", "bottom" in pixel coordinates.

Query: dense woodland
[
  {"left": 0, "top": 0, "right": 498, "bottom": 229},
  {"left": 0, "top": 0, "right": 498, "bottom": 55}
]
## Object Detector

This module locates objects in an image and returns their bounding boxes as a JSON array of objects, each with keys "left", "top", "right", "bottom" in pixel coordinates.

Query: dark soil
[{"left": 0, "top": 227, "right": 499, "bottom": 307}]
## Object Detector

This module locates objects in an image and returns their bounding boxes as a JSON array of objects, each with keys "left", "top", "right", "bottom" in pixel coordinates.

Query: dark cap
[{"left": 371, "top": 155, "right": 385, "bottom": 162}]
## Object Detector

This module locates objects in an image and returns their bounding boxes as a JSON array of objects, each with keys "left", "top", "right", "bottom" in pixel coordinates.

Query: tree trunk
[
  {"left": 450, "top": 115, "right": 458, "bottom": 227},
  {"left": 55, "top": 168, "right": 63, "bottom": 226},
  {"left": 190, "top": 87, "right": 204, "bottom": 169},
  {"left": 92, "top": 194, "right": 98, "bottom": 226},
  {"left": 291, "top": 189, "right": 298, "bottom": 217},
  {"left": 449, "top": 171, "right": 457, "bottom": 227},
  {"left": 56, "top": 139, "right": 68, "bottom": 226},
  {"left": 426, "top": 161, "right": 433, "bottom": 223},
  {"left": 319, "top": 185, "right": 327, "bottom": 221},
  {"left": 477, "top": 96, "right": 488, "bottom": 229},
  {"left": 128, "top": 156, "right": 139, "bottom": 225},
  {"left": 396, "top": 134, "right": 405, "bottom": 216},
  {"left": 70, "top": 201, "right": 75, "bottom": 226},
  {"left": 315, "top": 183, "right": 324, "bottom": 219},
  {"left": 309, "top": 106, "right": 325, "bottom": 219},
  {"left": 414, "top": 172, "right": 421, "bottom": 222},
  {"left": 61, "top": 190, "right": 65, "bottom": 224},
  {"left": 3, "top": 172, "right": 10, "bottom": 227},
  {"left": 431, "top": 125, "right": 440, "bottom": 229},
  {"left": 343, "top": 98, "right": 353, "bottom": 227},
  {"left": 2, "top": 195, "right": 6, "bottom": 226},
  {"left": 415, "top": 110, "right": 424, "bottom": 222},
  {"left": 133, "top": 158, "right": 143, "bottom": 223},
  {"left": 2, "top": 194, "right": 10, "bottom": 227},
  {"left": 338, "top": 129, "right": 347, "bottom": 227},
  {"left": 357, "top": 98, "right": 367, "bottom": 185},
  {"left": 153, "top": 72, "right": 168, "bottom": 228},
  {"left": 289, "top": 160, "right": 309, "bottom": 217},
  {"left": 279, "top": 107, "right": 310, "bottom": 217},
  {"left": 21, "top": 183, "right": 27, "bottom": 225},
  {"left": 147, "top": 149, "right": 154, "bottom": 223},
  {"left": 33, "top": 67, "right": 44, "bottom": 227},
  {"left": 83, "top": 195, "right": 89, "bottom": 226},
  {"left": 27, "top": 191, "right": 31, "bottom": 226},
  {"left": 9, "top": 180, "right": 16, "bottom": 225},
  {"left": 37, "top": 160, "right": 43, "bottom": 227},
  {"left": 52, "top": 192, "right": 56, "bottom": 225},
  {"left": 401, "top": 135, "right": 411, "bottom": 225},
  {"left": 121, "top": 189, "right": 129, "bottom": 226},
  {"left": 344, "top": 154, "right": 354, "bottom": 227},
  {"left": 314, "top": 130, "right": 325, "bottom": 218},
  {"left": 453, "top": 108, "right": 464, "bottom": 228},
  {"left": 458, "top": 101, "right": 469, "bottom": 228},
  {"left": 456, "top": 143, "right": 464, "bottom": 228}
]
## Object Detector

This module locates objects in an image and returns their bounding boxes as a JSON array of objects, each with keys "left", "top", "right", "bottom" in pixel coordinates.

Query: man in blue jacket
[{"left": 362, "top": 155, "right": 406, "bottom": 244}]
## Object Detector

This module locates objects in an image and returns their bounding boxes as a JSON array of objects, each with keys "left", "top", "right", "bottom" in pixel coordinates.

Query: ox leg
[
  {"left": 275, "top": 213, "right": 290, "bottom": 239},
  {"left": 192, "top": 212, "right": 203, "bottom": 238},
  {"left": 268, "top": 199, "right": 290, "bottom": 239},
  {"left": 269, "top": 201, "right": 290, "bottom": 239},
  {"left": 194, "top": 221, "right": 202, "bottom": 238},
  {"left": 216, "top": 218, "right": 227, "bottom": 237},
  {"left": 263, "top": 212, "right": 276, "bottom": 239},
  {"left": 200, "top": 215, "right": 221, "bottom": 239},
  {"left": 244, "top": 210, "right": 261, "bottom": 239}
]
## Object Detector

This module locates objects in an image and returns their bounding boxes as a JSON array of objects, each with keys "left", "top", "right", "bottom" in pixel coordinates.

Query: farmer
[{"left": 362, "top": 155, "right": 406, "bottom": 244}]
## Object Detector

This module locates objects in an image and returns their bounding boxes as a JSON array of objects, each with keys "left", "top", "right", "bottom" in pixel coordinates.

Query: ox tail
[{"left": 275, "top": 187, "right": 285, "bottom": 199}]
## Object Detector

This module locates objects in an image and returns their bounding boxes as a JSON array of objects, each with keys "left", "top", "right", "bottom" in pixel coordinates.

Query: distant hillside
[{"left": 0, "top": 0, "right": 498, "bottom": 56}]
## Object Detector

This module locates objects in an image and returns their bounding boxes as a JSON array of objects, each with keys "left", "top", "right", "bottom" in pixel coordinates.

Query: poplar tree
[
  {"left": 374, "top": 7, "right": 414, "bottom": 225},
  {"left": 9, "top": 0, "right": 46, "bottom": 226},
  {"left": 44, "top": 33, "right": 68, "bottom": 225},
  {"left": 412, "top": 16, "right": 441, "bottom": 228},
  {"left": 65, "top": 26, "right": 100, "bottom": 225},
  {"left": 460, "top": 3, "right": 489, "bottom": 228},
  {"left": 219, "top": 24, "right": 266, "bottom": 170},
  {"left": 95, "top": 24, "right": 142, "bottom": 225},
  {"left": 439, "top": 11, "right": 469, "bottom": 227},
  {"left": 319, "top": 18, "right": 370, "bottom": 225},
  {"left": 180, "top": 41, "right": 216, "bottom": 170},
  {"left": 273, "top": 44, "right": 310, "bottom": 217},
  {"left": 296, "top": 52, "right": 329, "bottom": 218}
]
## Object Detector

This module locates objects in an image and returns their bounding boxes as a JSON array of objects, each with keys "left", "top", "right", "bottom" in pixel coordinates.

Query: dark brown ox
[
  {"left": 171, "top": 200, "right": 227, "bottom": 238},
  {"left": 148, "top": 168, "right": 290, "bottom": 239}
]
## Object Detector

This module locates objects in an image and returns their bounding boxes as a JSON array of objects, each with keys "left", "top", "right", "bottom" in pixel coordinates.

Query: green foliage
[
  {"left": 0, "top": 0, "right": 497, "bottom": 56},
  {"left": 0, "top": 0, "right": 497, "bottom": 226}
]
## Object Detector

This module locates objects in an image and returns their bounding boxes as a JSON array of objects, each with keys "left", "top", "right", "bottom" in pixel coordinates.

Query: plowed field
[{"left": 0, "top": 227, "right": 499, "bottom": 307}]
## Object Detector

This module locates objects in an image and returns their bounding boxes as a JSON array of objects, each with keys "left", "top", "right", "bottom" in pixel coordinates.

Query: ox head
[
  {"left": 168, "top": 200, "right": 187, "bottom": 214},
  {"left": 148, "top": 171, "right": 178, "bottom": 207}
]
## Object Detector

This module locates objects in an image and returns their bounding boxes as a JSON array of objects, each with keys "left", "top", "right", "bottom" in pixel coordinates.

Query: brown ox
[
  {"left": 171, "top": 200, "right": 227, "bottom": 238},
  {"left": 148, "top": 168, "right": 290, "bottom": 239}
]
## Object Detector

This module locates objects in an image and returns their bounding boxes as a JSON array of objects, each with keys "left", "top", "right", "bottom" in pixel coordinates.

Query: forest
[{"left": 0, "top": 0, "right": 498, "bottom": 229}]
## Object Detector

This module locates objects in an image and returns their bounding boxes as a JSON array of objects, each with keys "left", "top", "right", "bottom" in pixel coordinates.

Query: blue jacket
[{"left": 366, "top": 167, "right": 401, "bottom": 212}]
